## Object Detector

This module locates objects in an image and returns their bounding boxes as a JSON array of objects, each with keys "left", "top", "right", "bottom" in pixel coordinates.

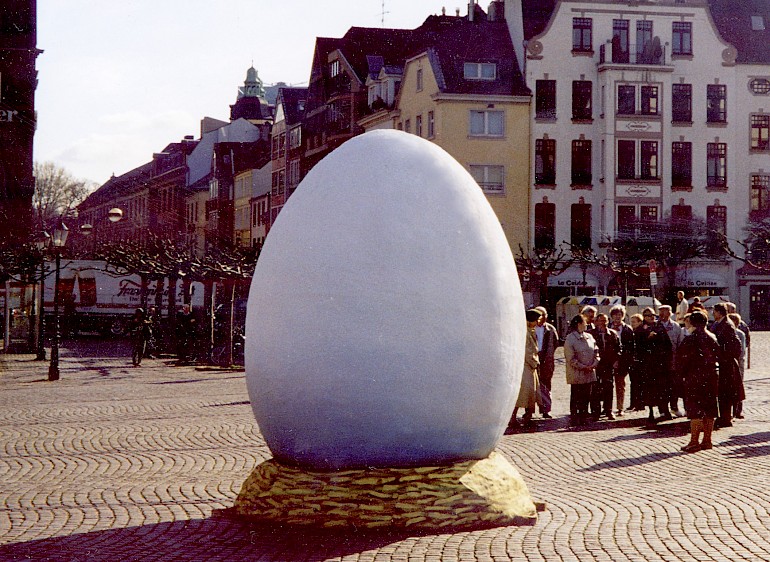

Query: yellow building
[{"left": 360, "top": 10, "right": 531, "bottom": 254}]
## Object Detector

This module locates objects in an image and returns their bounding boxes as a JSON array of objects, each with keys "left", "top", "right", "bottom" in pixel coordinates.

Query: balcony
[{"left": 599, "top": 41, "right": 673, "bottom": 70}]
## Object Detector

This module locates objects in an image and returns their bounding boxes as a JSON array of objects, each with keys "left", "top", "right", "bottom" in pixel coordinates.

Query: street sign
[
  {"left": 650, "top": 272, "right": 658, "bottom": 286},
  {"left": 648, "top": 259, "right": 657, "bottom": 271}
]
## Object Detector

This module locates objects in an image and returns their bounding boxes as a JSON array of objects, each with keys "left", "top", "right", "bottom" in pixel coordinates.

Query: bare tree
[
  {"left": 33, "top": 162, "right": 95, "bottom": 230},
  {"left": 515, "top": 244, "right": 573, "bottom": 306}
]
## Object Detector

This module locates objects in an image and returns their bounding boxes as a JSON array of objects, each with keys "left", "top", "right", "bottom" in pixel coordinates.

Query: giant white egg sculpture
[{"left": 246, "top": 129, "right": 525, "bottom": 470}]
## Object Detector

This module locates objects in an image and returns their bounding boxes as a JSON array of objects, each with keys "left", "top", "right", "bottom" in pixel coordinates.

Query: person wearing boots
[{"left": 677, "top": 312, "right": 719, "bottom": 452}]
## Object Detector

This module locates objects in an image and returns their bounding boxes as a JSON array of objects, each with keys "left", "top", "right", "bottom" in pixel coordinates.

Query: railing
[{"left": 599, "top": 42, "right": 668, "bottom": 66}]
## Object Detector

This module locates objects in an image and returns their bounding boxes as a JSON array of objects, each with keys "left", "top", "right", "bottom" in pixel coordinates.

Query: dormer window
[
  {"left": 464, "top": 62, "right": 496, "bottom": 80},
  {"left": 751, "top": 15, "right": 765, "bottom": 31}
]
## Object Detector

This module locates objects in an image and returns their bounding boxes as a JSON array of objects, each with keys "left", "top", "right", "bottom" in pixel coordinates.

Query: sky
[{"left": 34, "top": 0, "right": 453, "bottom": 186}]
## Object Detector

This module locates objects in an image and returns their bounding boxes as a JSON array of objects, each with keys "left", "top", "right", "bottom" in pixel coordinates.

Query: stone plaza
[{"left": 1, "top": 335, "right": 769, "bottom": 561}]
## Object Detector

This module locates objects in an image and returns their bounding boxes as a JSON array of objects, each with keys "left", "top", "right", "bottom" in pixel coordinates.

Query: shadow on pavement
[
  {"left": 578, "top": 450, "right": 680, "bottom": 471},
  {"left": 721, "top": 431, "right": 770, "bottom": 458},
  {"left": 0, "top": 516, "right": 448, "bottom": 562}
]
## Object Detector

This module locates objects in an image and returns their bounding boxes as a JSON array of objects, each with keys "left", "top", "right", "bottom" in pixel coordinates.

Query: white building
[{"left": 517, "top": 0, "right": 770, "bottom": 322}]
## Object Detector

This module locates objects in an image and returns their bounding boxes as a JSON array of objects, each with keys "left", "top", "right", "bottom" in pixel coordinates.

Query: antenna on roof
[{"left": 379, "top": 0, "right": 390, "bottom": 26}]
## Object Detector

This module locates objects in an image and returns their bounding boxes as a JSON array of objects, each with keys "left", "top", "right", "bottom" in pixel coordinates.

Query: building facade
[
  {"left": 375, "top": 7, "right": 532, "bottom": 255},
  {"left": 0, "top": 0, "right": 39, "bottom": 242},
  {"left": 521, "top": 0, "right": 770, "bottom": 319}
]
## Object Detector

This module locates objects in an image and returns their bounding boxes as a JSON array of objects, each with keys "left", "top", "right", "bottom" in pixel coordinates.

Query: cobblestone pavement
[{"left": 1, "top": 335, "right": 769, "bottom": 561}]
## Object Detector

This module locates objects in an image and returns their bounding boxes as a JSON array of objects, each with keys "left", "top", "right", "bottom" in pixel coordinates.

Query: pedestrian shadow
[
  {"left": 600, "top": 420, "right": 690, "bottom": 442},
  {"left": 578, "top": 450, "right": 680, "bottom": 471},
  {"left": 0, "top": 515, "right": 467, "bottom": 562},
  {"left": 721, "top": 431, "right": 770, "bottom": 458}
]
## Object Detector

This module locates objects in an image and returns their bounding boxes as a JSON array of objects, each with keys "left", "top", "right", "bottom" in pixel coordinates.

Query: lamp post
[
  {"left": 47, "top": 221, "right": 69, "bottom": 381},
  {"left": 35, "top": 232, "right": 50, "bottom": 361}
]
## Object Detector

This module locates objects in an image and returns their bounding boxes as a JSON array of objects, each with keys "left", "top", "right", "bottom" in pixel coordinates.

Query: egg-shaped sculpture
[{"left": 245, "top": 129, "right": 525, "bottom": 470}]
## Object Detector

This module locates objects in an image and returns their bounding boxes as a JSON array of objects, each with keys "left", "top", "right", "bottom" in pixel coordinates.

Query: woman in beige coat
[
  {"left": 564, "top": 314, "right": 599, "bottom": 426},
  {"left": 509, "top": 309, "right": 542, "bottom": 429}
]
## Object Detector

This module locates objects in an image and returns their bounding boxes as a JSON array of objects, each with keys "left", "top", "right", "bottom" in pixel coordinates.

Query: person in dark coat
[
  {"left": 677, "top": 311, "right": 720, "bottom": 452},
  {"left": 589, "top": 313, "right": 621, "bottom": 419},
  {"left": 176, "top": 304, "right": 196, "bottom": 364},
  {"left": 635, "top": 307, "right": 673, "bottom": 425},
  {"left": 128, "top": 308, "right": 153, "bottom": 367},
  {"left": 709, "top": 303, "right": 745, "bottom": 428}
]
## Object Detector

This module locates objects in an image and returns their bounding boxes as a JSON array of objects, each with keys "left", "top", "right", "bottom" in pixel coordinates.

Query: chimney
[
  {"left": 505, "top": 0, "right": 525, "bottom": 72},
  {"left": 468, "top": 0, "right": 475, "bottom": 21},
  {"left": 488, "top": 1, "right": 504, "bottom": 21},
  {"left": 456, "top": 7, "right": 460, "bottom": 16}
]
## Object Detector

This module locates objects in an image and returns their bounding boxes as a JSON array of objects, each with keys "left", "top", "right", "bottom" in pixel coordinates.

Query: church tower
[{"left": 230, "top": 66, "right": 273, "bottom": 124}]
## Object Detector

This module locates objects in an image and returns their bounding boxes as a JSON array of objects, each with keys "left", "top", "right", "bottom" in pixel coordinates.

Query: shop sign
[{"left": 0, "top": 109, "right": 19, "bottom": 123}]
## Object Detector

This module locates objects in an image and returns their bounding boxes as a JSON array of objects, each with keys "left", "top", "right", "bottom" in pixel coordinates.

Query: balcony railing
[{"left": 599, "top": 41, "right": 669, "bottom": 66}]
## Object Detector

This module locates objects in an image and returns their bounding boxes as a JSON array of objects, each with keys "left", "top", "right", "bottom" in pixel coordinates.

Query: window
[
  {"left": 536, "top": 80, "right": 556, "bottom": 119},
  {"left": 640, "top": 141, "right": 658, "bottom": 179},
  {"left": 617, "top": 140, "right": 635, "bottom": 179},
  {"left": 617, "top": 205, "right": 636, "bottom": 233},
  {"left": 469, "top": 110, "right": 504, "bottom": 136},
  {"left": 706, "top": 205, "right": 727, "bottom": 254},
  {"left": 572, "top": 81, "right": 592, "bottom": 120},
  {"left": 707, "top": 143, "right": 727, "bottom": 188},
  {"left": 416, "top": 68, "right": 423, "bottom": 91},
  {"left": 427, "top": 111, "right": 435, "bottom": 137},
  {"left": 640, "top": 205, "right": 658, "bottom": 223},
  {"left": 750, "top": 78, "right": 770, "bottom": 95},
  {"left": 751, "top": 174, "right": 770, "bottom": 212},
  {"left": 470, "top": 165, "right": 504, "bottom": 194},
  {"left": 571, "top": 140, "right": 592, "bottom": 185},
  {"left": 672, "top": 22, "right": 692, "bottom": 55},
  {"left": 535, "top": 202, "right": 556, "bottom": 250},
  {"left": 404, "top": 119, "right": 411, "bottom": 134},
  {"left": 641, "top": 86, "right": 659, "bottom": 115},
  {"left": 289, "top": 127, "right": 302, "bottom": 149},
  {"left": 707, "top": 84, "right": 727, "bottom": 123},
  {"left": 415, "top": 114, "right": 423, "bottom": 137},
  {"left": 612, "top": 19, "right": 630, "bottom": 63},
  {"left": 751, "top": 15, "right": 766, "bottom": 31},
  {"left": 672, "top": 84, "right": 692, "bottom": 122},
  {"left": 571, "top": 203, "right": 592, "bottom": 249},
  {"left": 330, "top": 60, "right": 341, "bottom": 77},
  {"left": 464, "top": 62, "right": 497, "bottom": 80},
  {"left": 637, "top": 21, "right": 653, "bottom": 59},
  {"left": 573, "top": 18, "right": 593, "bottom": 51},
  {"left": 751, "top": 114, "right": 770, "bottom": 150},
  {"left": 671, "top": 204, "right": 693, "bottom": 231},
  {"left": 535, "top": 139, "right": 556, "bottom": 184},
  {"left": 618, "top": 85, "right": 635, "bottom": 115},
  {"left": 672, "top": 142, "right": 692, "bottom": 187}
]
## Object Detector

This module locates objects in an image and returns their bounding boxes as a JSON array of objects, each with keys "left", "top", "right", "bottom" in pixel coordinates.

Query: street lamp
[
  {"left": 48, "top": 221, "right": 69, "bottom": 381},
  {"left": 35, "top": 232, "right": 50, "bottom": 361}
]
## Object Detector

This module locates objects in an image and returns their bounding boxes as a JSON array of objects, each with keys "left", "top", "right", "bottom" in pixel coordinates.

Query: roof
[
  {"left": 78, "top": 161, "right": 154, "bottom": 210},
  {"left": 709, "top": 0, "right": 770, "bottom": 64},
  {"left": 522, "top": 0, "right": 558, "bottom": 40},
  {"left": 276, "top": 87, "right": 307, "bottom": 125},
  {"left": 417, "top": 15, "right": 529, "bottom": 96},
  {"left": 309, "top": 9, "right": 528, "bottom": 103}
]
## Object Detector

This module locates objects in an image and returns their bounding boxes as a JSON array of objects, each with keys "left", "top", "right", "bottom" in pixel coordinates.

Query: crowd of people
[{"left": 509, "top": 294, "right": 749, "bottom": 453}]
